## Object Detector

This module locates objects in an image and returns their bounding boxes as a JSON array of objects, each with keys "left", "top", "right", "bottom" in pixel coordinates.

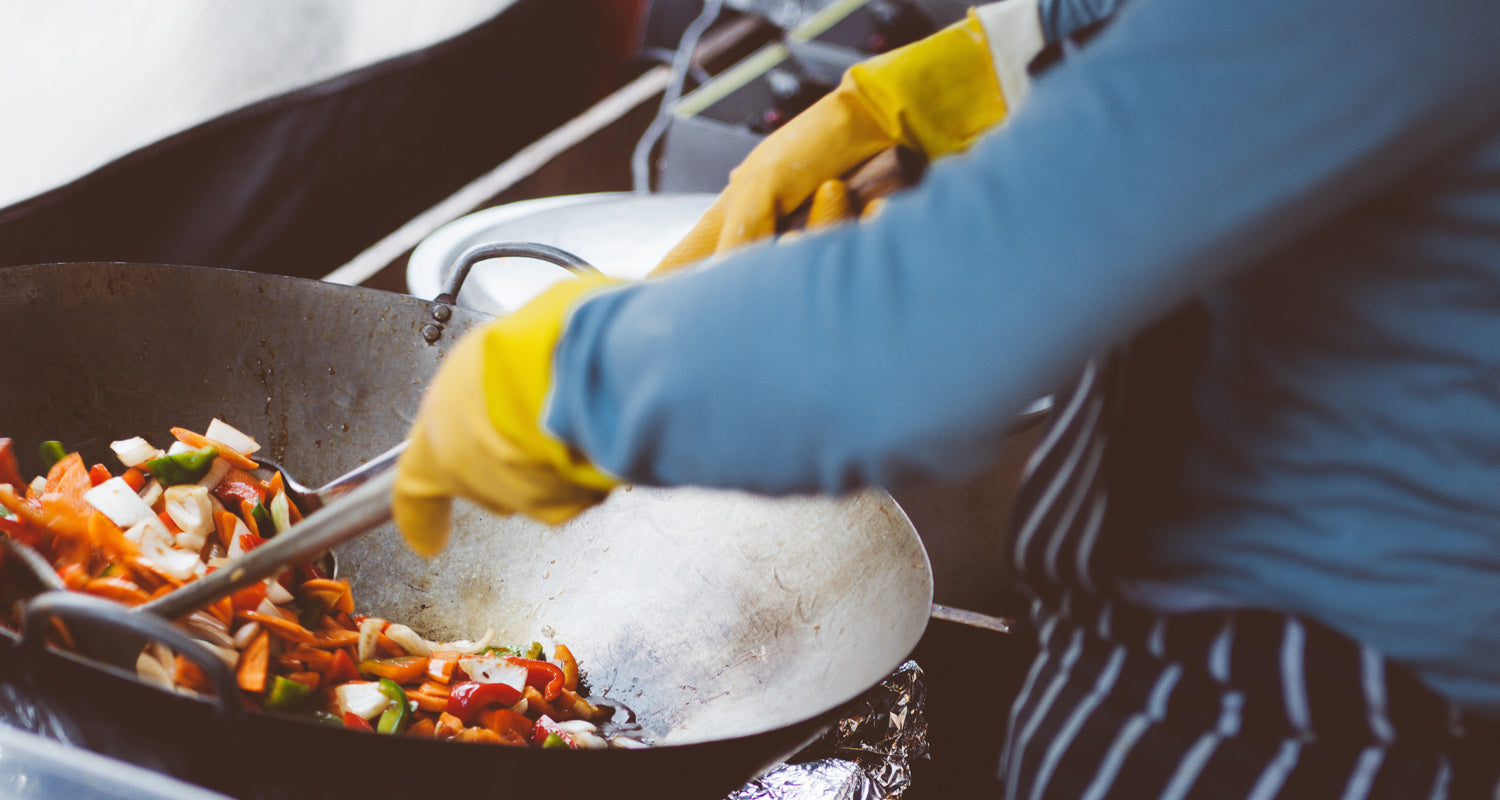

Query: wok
[{"left": 0, "top": 261, "right": 932, "bottom": 799}]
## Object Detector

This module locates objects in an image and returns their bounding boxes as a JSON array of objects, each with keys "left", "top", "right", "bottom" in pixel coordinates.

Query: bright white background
[{"left": 0, "top": 0, "right": 515, "bottom": 209}]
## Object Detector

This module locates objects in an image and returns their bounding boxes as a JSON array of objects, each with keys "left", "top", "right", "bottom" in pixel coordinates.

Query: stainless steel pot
[{"left": 0, "top": 261, "right": 932, "bottom": 798}]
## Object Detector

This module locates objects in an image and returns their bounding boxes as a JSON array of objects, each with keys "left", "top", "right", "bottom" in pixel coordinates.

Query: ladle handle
[{"left": 141, "top": 470, "right": 395, "bottom": 621}]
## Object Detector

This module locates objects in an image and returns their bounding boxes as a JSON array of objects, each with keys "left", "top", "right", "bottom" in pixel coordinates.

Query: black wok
[{"left": 0, "top": 262, "right": 932, "bottom": 799}]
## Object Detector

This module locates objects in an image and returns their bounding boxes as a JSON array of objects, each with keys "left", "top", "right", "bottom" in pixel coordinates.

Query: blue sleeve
[
  {"left": 1036, "top": 0, "right": 1127, "bottom": 43},
  {"left": 548, "top": 0, "right": 1500, "bottom": 495}
]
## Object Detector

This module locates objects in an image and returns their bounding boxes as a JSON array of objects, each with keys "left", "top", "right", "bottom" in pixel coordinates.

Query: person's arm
[{"left": 548, "top": 0, "right": 1500, "bottom": 494}]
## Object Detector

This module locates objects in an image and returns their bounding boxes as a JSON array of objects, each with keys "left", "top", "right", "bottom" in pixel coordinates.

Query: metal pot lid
[{"left": 407, "top": 191, "right": 716, "bottom": 315}]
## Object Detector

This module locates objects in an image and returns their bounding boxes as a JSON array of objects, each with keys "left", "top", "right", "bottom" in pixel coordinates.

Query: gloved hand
[
  {"left": 392, "top": 277, "right": 622, "bottom": 556},
  {"left": 654, "top": 7, "right": 1026, "bottom": 274}
]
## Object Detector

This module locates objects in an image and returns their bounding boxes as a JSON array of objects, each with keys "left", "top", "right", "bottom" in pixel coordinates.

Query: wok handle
[
  {"left": 20, "top": 591, "right": 245, "bottom": 720},
  {"left": 422, "top": 241, "right": 603, "bottom": 344},
  {"left": 141, "top": 471, "right": 395, "bottom": 622}
]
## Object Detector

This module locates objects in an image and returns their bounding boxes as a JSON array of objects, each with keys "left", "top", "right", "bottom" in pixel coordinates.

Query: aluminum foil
[{"left": 725, "top": 660, "right": 928, "bottom": 800}]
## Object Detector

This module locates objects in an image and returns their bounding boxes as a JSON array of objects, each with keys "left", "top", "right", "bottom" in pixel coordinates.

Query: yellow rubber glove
[
  {"left": 392, "top": 277, "right": 622, "bottom": 556},
  {"left": 653, "top": 10, "right": 1008, "bottom": 274}
]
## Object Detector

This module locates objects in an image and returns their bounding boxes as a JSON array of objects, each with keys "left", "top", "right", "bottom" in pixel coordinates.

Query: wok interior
[
  {"left": 0, "top": 262, "right": 934, "bottom": 746},
  {"left": 339, "top": 487, "right": 931, "bottom": 744}
]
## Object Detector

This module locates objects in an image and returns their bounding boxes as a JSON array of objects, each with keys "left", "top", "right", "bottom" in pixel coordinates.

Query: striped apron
[{"left": 999, "top": 358, "right": 1500, "bottom": 800}]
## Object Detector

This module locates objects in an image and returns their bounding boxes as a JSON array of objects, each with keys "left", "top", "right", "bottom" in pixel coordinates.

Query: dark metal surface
[{"left": 0, "top": 261, "right": 933, "bottom": 798}]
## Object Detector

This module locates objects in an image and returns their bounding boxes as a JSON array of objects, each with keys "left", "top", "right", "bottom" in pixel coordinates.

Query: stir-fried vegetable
[{"left": 0, "top": 419, "right": 632, "bottom": 749}]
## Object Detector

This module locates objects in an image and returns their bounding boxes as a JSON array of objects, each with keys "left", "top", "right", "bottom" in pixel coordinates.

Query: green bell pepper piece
[
  {"left": 376, "top": 678, "right": 411, "bottom": 735},
  {"left": 542, "top": 732, "right": 568, "bottom": 749},
  {"left": 145, "top": 445, "right": 219, "bottom": 485},
  {"left": 38, "top": 441, "right": 67, "bottom": 471},
  {"left": 264, "top": 675, "right": 311, "bottom": 711},
  {"left": 250, "top": 501, "right": 276, "bottom": 537},
  {"left": 313, "top": 710, "right": 344, "bottom": 727}
]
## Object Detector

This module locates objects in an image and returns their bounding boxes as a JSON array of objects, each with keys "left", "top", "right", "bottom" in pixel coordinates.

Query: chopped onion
[
  {"left": 195, "top": 457, "right": 232, "bottom": 491},
  {"left": 226, "top": 516, "right": 252, "bottom": 558},
  {"left": 166, "top": 441, "right": 193, "bottom": 456},
  {"left": 85, "top": 477, "right": 156, "bottom": 528},
  {"left": 137, "top": 479, "right": 164, "bottom": 509},
  {"left": 335, "top": 681, "right": 390, "bottom": 720},
  {"left": 205, "top": 419, "right": 260, "bottom": 454},
  {"left": 124, "top": 517, "right": 172, "bottom": 548},
  {"left": 27, "top": 476, "right": 45, "bottom": 495},
  {"left": 438, "top": 628, "right": 495, "bottom": 655},
  {"left": 136, "top": 650, "right": 174, "bottom": 690},
  {"left": 358, "top": 617, "right": 385, "bottom": 663},
  {"left": 165, "top": 485, "right": 214, "bottom": 550},
  {"left": 265, "top": 577, "right": 293, "bottom": 605},
  {"left": 384, "top": 624, "right": 431, "bottom": 657},
  {"left": 110, "top": 437, "right": 160, "bottom": 468},
  {"left": 232, "top": 622, "right": 262, "bottom": 649},
  {"left": 459, "top": 656, "right": 527, "bottom": 691},
  {"left": 553, "top": 720, "right": 608, "bottom": 750},
  {"left": 270, "top": 491, "right": 292, "bottom": 535}
]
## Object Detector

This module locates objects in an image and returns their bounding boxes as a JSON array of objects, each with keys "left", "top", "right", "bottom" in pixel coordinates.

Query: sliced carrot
[
  {"left": 435, "top": 712, "right": 464, "bottom": 740},
  {"left": 214, "top": 510, "right": 239, "bottom": 550},
  {"left": 314, "top": 629, "right": 361, "bottom": 649},
  {"left": 457, "top": 726, "right": 504, "bottom": 745},
  {"left": 521, "top": 685, "right": 564, "bottom": 721},
  {"left": 238, "top": 499, "right": 261, "bottom": 538},
  {"left": 479, "top": 707, "right": 534, "bottom": 742},
  {"left": 87, "top": 511, "right": 139, "bottom": 566},
  {"left": 554, "top": 643, "right": 579, "bottom": 692},
  {"left": 238, "top": 610, "right": 320, "bottom": 645},
  {"left": 283, "top": 643, "right": 334, "bottom": 666},
  {"left": 57, "top": 562, "right": 89, "bottom": 591},
  {"left": 405, "top": 718, "right": 438, "bottom": 738},
  {"left": 174, "top": 654, "right": 214, "bottom": 694},
  {"left": 171, "top": 428, "right": 258, "bottom": 470},
  {"left": 410, "top": 691, "right": 450, "bottom": 714},
  {"left": 206, "top": 595, "right": 235, "bottom": 628},
  {"left": 237, "top": 630, "right": 271, "bottom": 693},
  {"left": 286, "top": 670, "right": 322, "bottom": 692},
  {"left": 358, "top": 655, "right": 429, "bottom": 685},
  {"left": 121, "top": 467, "right": 146, "bottom": 491},
  {"left": 426, "top": 654, "right": 458, "bottom": 683},
  {"left": 83, "top": 576, "right": 151, "bottom": 606}
]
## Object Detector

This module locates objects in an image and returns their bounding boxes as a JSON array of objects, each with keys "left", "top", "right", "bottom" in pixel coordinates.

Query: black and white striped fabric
[{"left": 999, "top": 359, "right": 1500, "bottom": 800}]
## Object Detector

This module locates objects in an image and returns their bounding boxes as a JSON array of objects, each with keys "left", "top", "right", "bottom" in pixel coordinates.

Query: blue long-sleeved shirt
[{"left": 549, "top": 0, "right": 1500, "bottom": 713}]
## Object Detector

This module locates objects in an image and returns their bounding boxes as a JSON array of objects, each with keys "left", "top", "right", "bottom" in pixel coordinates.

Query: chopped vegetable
[
  {"left": 335, "top": 681, "right": 390, "bottom": 720},
  {"left": 38, "top": 440, "right": 67, "bottom": 470},
  {"left": 264, "top": 674, "right": 312, "bottom": 710},
  {"left": 109, "top": 437, "right": 160, "bottom": 468},
  {"left": 145, "top": 445, "right": 219, "bottom": 485},
  {"left": 84, "top": 477, "right": 156, "bottom": 528},
  {"left": 446, "top": 680, "right": 523, "bottom": 725},
  {"left": 376, "top": 679, "right": 412, "bottom": 734},
  {"left": 1, "top": 418, "right": 635, "bottom": 749},
  {"left": 204, "top": 419, "right": 260, "bottom": 455}
]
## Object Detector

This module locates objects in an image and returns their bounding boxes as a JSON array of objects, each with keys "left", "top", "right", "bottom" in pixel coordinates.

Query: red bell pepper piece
[
  {"left": 88, "top": 464, "right": 111, "bottom": 487},
  {"left": 342, "top": 711, "right": 374, "bottom": 732},
  {"left": 0, "top": 439, "right": 23, "bottom": 490},
  {"left": 505, "top": 657, "right": 566, "bottom": 701},
  {"left": 326, "top": 649, "right": 361, "bottom": 685},
  {"left": 212, "top": 479, "right": 264, "bottom": 508},
  {"left": 446, "top": 681, "right": 523, "bottom": 725}
]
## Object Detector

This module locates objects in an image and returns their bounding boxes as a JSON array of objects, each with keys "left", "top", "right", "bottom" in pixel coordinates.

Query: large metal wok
[{"left": 0, "top": 261, "right": 932, "bottom": 799}]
